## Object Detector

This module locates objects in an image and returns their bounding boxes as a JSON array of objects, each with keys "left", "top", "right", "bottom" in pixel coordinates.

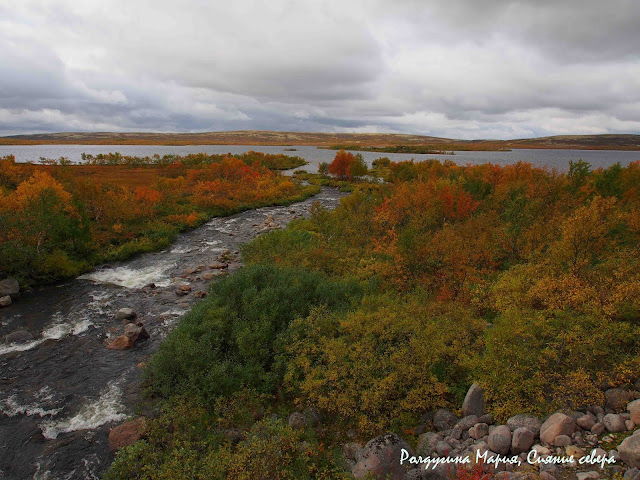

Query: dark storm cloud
[{"left": 0, "top": 0, "right": 639, "bottom": 138}]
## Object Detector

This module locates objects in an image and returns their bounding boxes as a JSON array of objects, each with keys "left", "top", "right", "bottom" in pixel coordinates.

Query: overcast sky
[{"left": 1, "top": 0, "right": 639, "bottom": 139}]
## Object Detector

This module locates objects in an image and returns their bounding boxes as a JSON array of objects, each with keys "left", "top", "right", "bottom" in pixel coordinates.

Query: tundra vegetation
[
  {"left": 34, "top": 150, "right": 640, "bottom": 479},
  {"left": 0, "top": 152, "right": 313, "bottom": 285}
]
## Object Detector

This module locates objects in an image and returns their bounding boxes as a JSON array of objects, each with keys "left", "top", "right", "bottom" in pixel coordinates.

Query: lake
[{"left": 1, "top": 144, "right": 639, "bottom": 172}]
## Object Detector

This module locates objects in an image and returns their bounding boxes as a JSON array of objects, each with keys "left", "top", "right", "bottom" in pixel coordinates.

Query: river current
[{"left": 0, "top": 188, "right": 345, "bottom": 480}]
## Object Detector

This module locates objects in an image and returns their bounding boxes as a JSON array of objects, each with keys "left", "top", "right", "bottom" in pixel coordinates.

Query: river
[
  {"left": 1, "top": 144, "right": 639, "bottom": 172},
  {"left": 0, "top": 188, "right": 345, "bottom": 480}
]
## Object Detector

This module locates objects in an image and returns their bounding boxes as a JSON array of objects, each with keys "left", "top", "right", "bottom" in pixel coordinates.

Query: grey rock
[
  {"left": 0, "top": 278, "right": 19, "bottom": 299},
  {"left": 488, "top": 425, "right": 512, "bottom": 455},
  {"left": 5, "top": 329, "right": 33, "bottom": 343},
  {"left": 577, "top": 414, "right": 597, "bottom": 431},
  {"left": 343, "top": 442, "right": 363, "bottom": 461},
  {"left": 554, "top": 434, "right": 571, "bottom": 447},
  {"left": 0, "top": 295, "right": 11, "bottom": 307},
  {"left": 433, "top": 409, "right": 457, "bottom": 432},
  {"left": 507, "top": 414, "right": 542, "bottom": 438},
  {"left": 511, "top": 427, "right": 535, "bottom": 454},
  {"left": 436, "top": 440, "right": 451, "bottom": 456},
  {"left": 623, "top": 467, "right": 640, "bottom": 480},
  {"left": 540, "top": 472, "right": 556, "bottom": 480},
  {"left": 628, "top": 399, "right": 640, "bottom": 425},
  {"left": 576, "top": 472, "right": 600, "bottom": 480},
  {"left": 591, "top": 422, "right": 605, "bottom": 435},
  {"left": 456, "top": 415, "right": 478, "bottom": 431},
  {"left": 628, "top": 420, "right": 637, "bottom": 431},
  {"left": 303, "top": 407, "right": 322, "bottom": 427},
  {"left": 619, "top": 434, "right": 640, "bottom": 468},
  {"left": 352, "top": 433, "right": 413, "bottom": 480},
  {"left": 123, "top": 323, "right": 149, "bottom": 342},
  {"left": 469, "top": 423, "right": 489, "bottom": 440},
  {"left": 416, "top": 432, "right": 442, "bottom": 456},
  {"left": 606, "top": 388, "right": 632, "bottom": 412},
  {"left": 287, "top": 412, "right": 305, "bottom": 430},
  {"left": 462, "top": 383, "right": 485, "bottom": 417},
  {"left": 478, "top": 413, "right": 494, "bottom": 425},
  {"left": 115, "top": 308, "right": 137, "bottom": 321},
  {"left": 603, "top": 413, "right": 627, "bottom": 433}
]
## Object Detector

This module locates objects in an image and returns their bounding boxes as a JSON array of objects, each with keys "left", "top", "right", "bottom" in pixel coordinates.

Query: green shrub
[{"left": 144, "top": 265, "right": 362, "bottom": 402}]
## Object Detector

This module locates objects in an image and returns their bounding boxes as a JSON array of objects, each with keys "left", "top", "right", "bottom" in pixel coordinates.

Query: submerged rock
[
  {"left": 0, "top": 278, "right": 19, "bottom": 300},
  {"left": 5, "top": 330, "right": 33, "bottom": 343}
]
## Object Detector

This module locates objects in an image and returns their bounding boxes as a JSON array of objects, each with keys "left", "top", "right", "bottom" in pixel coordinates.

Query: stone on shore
[
  {"left": 0, "top": 295, "right": 12, "bottom": 307},
  {"left": 462, "top": 383, "right": 485, "bottom": 417},
  {"left": 0, "top": 278, "right": 20, "bottom": 300},
  {"left": 540, "top": 413, "right": 575, "bottom": 445},
  {"left": 619, "top": 435, "right": 640, "bottom": 468},
  {"left": 114, "top": 308, "right": 136, "bottom": 321},
  {"left": 352, "top": 433, "right": 413, "bottom": 480},
  {"left": 109, "top": 418, "right": 146, "bottom": 451}
]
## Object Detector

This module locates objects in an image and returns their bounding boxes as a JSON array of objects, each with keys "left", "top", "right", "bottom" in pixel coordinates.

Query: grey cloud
[{"left": 0, "top": 0, "right": 639, "bottom": 138}]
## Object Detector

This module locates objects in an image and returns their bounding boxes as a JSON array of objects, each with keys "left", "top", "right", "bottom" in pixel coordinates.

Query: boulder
[
  {"left": 603, "top": 414, "right": 627, "bottom": 433},
  {"left": 5, "top": 330, "right": 33, "bottom": 344},
  {"left": 343, "top": 442, "right": 363, "bottom": 461},
  {"left": 303, "top": 407, "right": 323, "bottom": 427},
  {"left": 115, "top": 308, "right": 136, "bottom": 321},
  {"left": 627, "top": 420, "right": 636, "bottom": 431},
  {"left": 124, "top": 323, "right": 149, "bottom": 342},
  {"left": 109, "top": 417, "right": 146, "bottom": 451},
  {"left": 591, "top": 423, "right": 605, "bottom": 435},
  {"left": 0, "top": 278, "right": 19, "bottom": 300},
  {"left": 507, "top": 414, "right": 542, "bottom": 438},
  {"left": 554, "top": 435, "right": 571, "bottom": 447},
  {"left": 0, "top": 295, "right": 11, "bottom": 307},
  {"left": 511, "top": 427, "right": 535, "bottom": 454},
  {"left": 469, "top": 423, "right": 489, "bottom": 440},
  {"left": 628, "top": 400, "right": 640, "bottom": 425},
  {"left": 456, "top": 415, "right": 479, "bottom": 431},
  {"left": 106, "top": 335, "right": 135, "bottom": 350},
  {"left": 209, "top": 262, "right": 228, "bottom": 270},
  {"left": 462, "top": 383, "right": 485, "bottom": 417},
  {"left": 577, "top": 414, "right": 596, "bottom": 431},
  {"left": 566, "top": 445, "right": 585, "bottom": 458},
  {"left": 433, "top": 409, "right": 458, "bottom": 432},
  {"left": 488, "top": 425, "right": 512, "bottom": 455},
  {"left": 416, "top": 432, "right": 441, "bottom": 455},
  {"left": 576, "top": 472, "right": 599, "bottom": 480},
  {"left": 352, "top": 433, "right": 413, "bottom": 480},
  {"left": 540, "top": 413, "right": 576, "bottom": 445},
  {"left": 605, "top": 388, "right": 632, "bottom": 412},
  {"left": 287, "top": 412, "right": 305, "bottom": 430},
  {"left": 619, "top": 435, "right": 640, "bottom": 468},
  {"left": 540, "top": 472, "right": 556, "bottom": 480}
]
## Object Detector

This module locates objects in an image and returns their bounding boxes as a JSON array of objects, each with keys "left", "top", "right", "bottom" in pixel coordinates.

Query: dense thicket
[
  {"left": 106, "top": 155, "right": 640, "bottom": 479},
  {"left": 0, "top": 154, "right": 314, "bottom": 285}
]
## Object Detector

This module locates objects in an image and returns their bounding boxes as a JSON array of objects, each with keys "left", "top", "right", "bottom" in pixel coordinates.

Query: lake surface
[{"left": 1, "top": 144, "right": 639, "bottom": 172}]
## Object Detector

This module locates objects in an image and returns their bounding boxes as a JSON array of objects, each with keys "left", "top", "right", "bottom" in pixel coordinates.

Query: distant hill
[{"left": 1, "top": 131, "right": 639, "bottom": 150}]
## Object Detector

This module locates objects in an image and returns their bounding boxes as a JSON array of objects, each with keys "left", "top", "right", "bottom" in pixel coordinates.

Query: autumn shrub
[
  {"left": 104, "top": 390, "right": 348, "bottom": 480},
  {"left": 144, "top": 265, "right": 363, "bottom": 402},
  {"left": 478, "top": 308, "right": 640, "bottom": 420},
  {"left": 285, "top": 295, "right": 485, "bottom": 434}
]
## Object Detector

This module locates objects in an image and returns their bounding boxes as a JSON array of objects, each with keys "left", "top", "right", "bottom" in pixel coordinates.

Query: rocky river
[{"left": 0, "top": 187, "right": 345, "bottom": 480}]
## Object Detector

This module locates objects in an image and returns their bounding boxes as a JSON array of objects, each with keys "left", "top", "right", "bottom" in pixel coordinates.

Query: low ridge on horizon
[{"left": 1, "top": 131, "right": 640, "bottom": 150}]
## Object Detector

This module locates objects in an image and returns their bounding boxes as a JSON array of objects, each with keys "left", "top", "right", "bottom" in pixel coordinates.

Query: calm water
[{"left": 1, "top": 144, "right": 639, "bottom": 172}]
